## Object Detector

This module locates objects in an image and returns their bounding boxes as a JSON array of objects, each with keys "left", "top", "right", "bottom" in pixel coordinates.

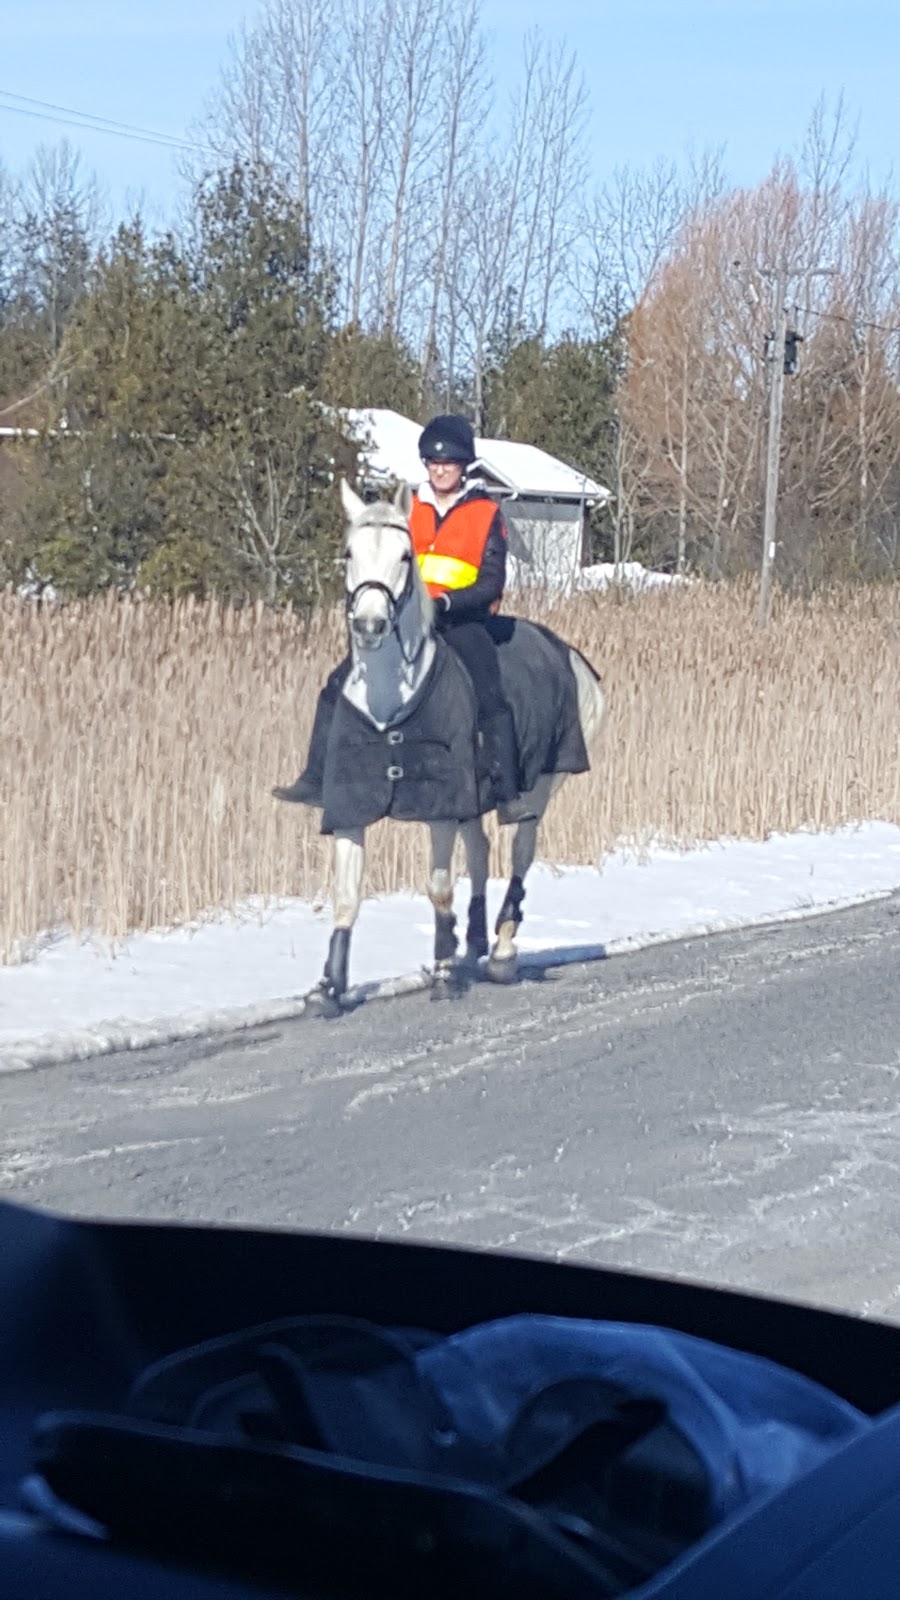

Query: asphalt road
[{"left": 2, "top": 894, "right": 899, "bottom": 1318}]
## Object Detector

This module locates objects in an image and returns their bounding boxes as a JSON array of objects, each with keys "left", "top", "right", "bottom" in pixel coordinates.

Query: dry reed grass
[{"left": 1, "top": 582, "right": 897, "bottom": 962}]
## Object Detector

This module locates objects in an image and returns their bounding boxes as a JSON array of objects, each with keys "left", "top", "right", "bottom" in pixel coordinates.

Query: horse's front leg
[
  {"left": 427, "top": 820, "right": 459, "bottom": 990},
  {"left": 307, "top": 827, "right": 364, "bottom": 1017}
]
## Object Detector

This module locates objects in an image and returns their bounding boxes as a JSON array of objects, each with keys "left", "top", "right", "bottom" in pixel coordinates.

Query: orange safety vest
[{"left": 409, "top": 492, "right": 500, "bottom": 598}]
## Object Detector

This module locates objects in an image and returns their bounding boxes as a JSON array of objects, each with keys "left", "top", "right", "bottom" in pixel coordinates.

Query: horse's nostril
[{"left": 353, "top": 613, "right": 389, "bottom": 644}]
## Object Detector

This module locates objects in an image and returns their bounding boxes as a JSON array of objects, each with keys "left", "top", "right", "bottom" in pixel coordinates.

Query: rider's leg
[
  {"left": 441, "top": 619, "right": 520, "bottom": 803},
  {"left": 273, "top": 658, "right": 350, "bottom": 805}
]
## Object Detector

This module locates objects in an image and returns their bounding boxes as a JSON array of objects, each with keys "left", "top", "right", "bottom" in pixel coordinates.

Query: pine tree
[{"left": 151, "top": 164, "right": 350, "bottom": 603}]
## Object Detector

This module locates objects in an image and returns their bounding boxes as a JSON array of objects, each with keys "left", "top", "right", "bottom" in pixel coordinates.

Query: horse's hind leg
[
  {"left": 307, "top": 827, "right": 364, "bottom": 1017},
  {"left": 487, "top": 775, "right": 552, "bottom": 984},
  {"left": 427, "top": 821, "right": 460, "bottom": 990},
  {"left": 458, "top": 817, "right": 490, "bottom": 961}
]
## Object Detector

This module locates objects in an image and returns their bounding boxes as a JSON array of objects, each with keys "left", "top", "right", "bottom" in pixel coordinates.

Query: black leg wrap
[
  {"left": 323, "top": 927, "right": 351, "bottom": 999},
  {"left": 495, "top": 874, "right": 526, "bottom": 934},
  {"left": 434, "top": 909, "right": 458, "bottom": 965},
  {"left": 466, "top": 894, "right": 488, "bottom": 958}
]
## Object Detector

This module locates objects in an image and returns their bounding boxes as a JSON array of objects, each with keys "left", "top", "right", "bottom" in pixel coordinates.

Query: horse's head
[{"left": 340, "top": 479, "right": 426, "bottom": 652}]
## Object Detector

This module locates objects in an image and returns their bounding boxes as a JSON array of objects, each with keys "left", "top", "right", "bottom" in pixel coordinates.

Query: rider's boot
[{"left": 482, "top": 703, "right": 521, "bottom": 806}]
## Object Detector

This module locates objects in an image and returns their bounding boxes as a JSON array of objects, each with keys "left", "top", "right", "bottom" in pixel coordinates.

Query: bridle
[{"left": 345, "top": 536, "right": 426, "bottom": 667}]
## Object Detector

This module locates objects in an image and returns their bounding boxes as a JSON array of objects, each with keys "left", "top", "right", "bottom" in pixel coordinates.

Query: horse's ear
[
  {"left": 340, "top": 478, "right": 366, "bottom": 523},
  {"left": 393, "top": 480, "right": 413, "bottom": 519}
]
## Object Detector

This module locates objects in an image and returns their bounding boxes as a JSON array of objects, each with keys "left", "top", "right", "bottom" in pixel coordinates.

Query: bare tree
[
  {"left": 380, "top": 0, "right": 444, "bottom": 334},
  {"left": 267, "top": 0, "right": 340, "bottom": 235},
  {"left": 837, "top": 190, "right": 899, "bottom": 563},
  {"left": 16, "top": 143, "right": 100, "bottom": 356},
  {"left": 510, "top": 35, "right": 588, "bottom": 334},
  {"left": 192, "top": 0, "right": 340, "bottom": 237},
  {"left": 332, "top": 0, "right": 398, "bottom": 327},
  {"left": 622, "top": 250, "right": 702, "bottom": 573},
  {"left": 0, "top": 159, "right": 18, "bottom": 319},
  {"left": 786, "top": 187, "right": 900, "bottom": 577},
  {"left": 195, "top": 5, "right": 592, "bottom": 377},
  {"left": 609, "top": 118, "right": 900, "bottom": 585},
  {"left": 419, "top": 0, "right": 487, "bottom": 387},
  {"left": 192, "top": 18, "right": 284, "bottom": 182},
  {"left": 449, "top": 156, "right": 516, "bottom": 429},
  {"left": 441, "top": 30, "right": 589, "bottom": 421},
  {"left": 578, "top": 158, "right": 688, "bottom": 333}
]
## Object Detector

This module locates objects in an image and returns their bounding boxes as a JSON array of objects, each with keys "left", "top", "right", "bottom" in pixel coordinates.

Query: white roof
[
  {"left": 475, "top": 438, "right": 609, "bottom": 500},
  {"left": 344, "top": 409, "right": 424, "bottom": 487},
  {"left": 344, "top": 408, "right": 610, "bottom": 502}
]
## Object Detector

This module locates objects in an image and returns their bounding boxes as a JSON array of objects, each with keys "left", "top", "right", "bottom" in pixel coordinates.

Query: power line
[
  {"left": 0, "top": 88, "right": 209, "bottom": 155},
  {"left": 796, "top": 302, "right": 900, "bottom": 339},
  {"left": 0, "top": 97, "right": 193, "bottom": 153},
  {"left": 0, "top": 87, "right": 204, "bottom": 151}
]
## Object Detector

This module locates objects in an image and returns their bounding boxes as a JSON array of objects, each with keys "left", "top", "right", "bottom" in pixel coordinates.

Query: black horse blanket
[{"left": 305, "top": 618, "right": 591, "bottom": 834}]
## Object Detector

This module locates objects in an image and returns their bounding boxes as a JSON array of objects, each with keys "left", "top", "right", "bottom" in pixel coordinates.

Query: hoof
[
  {"left": 485, "top": 952, "right": 518, "bottom": 985},
  {"left": 431, "top": 962, "right": 464, "bottom": 1001},
  {"left": 304, "top": 984, "right": 343, "bottom": 1019}
]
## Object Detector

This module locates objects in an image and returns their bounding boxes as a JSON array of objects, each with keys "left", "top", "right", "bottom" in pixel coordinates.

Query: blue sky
[{"left": 1, "top": 0, "right": 897, "bottom": 225}]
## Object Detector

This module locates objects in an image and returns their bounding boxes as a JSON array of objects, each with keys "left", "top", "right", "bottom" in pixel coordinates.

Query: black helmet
[{"left": 418, "top": 414, "right": 476, "bottom": 466}]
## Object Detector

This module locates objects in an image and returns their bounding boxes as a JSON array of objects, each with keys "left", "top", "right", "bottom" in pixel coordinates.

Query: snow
[
  {"left": 1, "top": 823, "right": 898, "bottom": 1074},
  {"left": 508, "top": 560, "right": 688, "bottom": 596},
  {"left": 573, "top": 561, "right": 689, "bottom": 593}
]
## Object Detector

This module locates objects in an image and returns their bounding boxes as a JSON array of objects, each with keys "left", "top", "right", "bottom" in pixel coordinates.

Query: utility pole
[{"left": 759, "top": 261, "right": 789, "bottom": 626}]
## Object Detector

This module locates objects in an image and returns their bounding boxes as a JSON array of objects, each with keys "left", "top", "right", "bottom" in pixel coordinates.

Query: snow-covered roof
[
  {"left": 475, "top": 438, "right": 609, "bottom": 500},
  {"left": 344, "top": 409, "right": 424, "bottom": 487},
  {"left": 344, "top": 408, "right": 610, "bottom": 502}
]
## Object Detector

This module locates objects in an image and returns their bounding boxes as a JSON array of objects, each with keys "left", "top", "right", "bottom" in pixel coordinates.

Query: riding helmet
[{"left": 418, "top": 414, "right": 476, "bottom": 466}]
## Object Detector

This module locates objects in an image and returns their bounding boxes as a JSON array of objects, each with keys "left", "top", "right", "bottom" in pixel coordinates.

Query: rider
[
  {"left": 411, "top": 414, "right": 519, "bottom": 804},
  {"left": 273, "top": 414, "right": 520, "bottom": 809}
]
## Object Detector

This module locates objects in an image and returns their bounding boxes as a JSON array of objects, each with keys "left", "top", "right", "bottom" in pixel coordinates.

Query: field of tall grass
[{"left": 1, "top": 582, "right": 897, "bottom": 962}]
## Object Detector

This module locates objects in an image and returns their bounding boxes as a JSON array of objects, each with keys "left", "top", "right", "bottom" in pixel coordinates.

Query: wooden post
[{"left": 759, "top": 262, "right": 788, "bottom": 627}]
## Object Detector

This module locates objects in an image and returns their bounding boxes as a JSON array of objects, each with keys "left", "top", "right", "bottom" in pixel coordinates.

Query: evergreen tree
[
  {"left": 320, "top": 322, "right": 421, "bottom": 416},
  {"left": 483, "top": 331, "right": 618, "bottom": 553},
  {"left": 7, "top": 223, "right": 180, "bottom": 592},
  {"left": 9, "top": 166, "right": 362, "bottom": 603},
  {"left": 151, "top": 164, "right": 349, "bottom": 603}
]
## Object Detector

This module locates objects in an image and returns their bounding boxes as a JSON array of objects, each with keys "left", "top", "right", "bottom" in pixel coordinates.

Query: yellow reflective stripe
[{"left": 417, "top": 552, "right": 479, "bottom": 590}]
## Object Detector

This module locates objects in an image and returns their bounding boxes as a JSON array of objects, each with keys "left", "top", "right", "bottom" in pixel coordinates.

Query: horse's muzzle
[{"left": 351, "top": 613, "right": 390, "bottom": 649}]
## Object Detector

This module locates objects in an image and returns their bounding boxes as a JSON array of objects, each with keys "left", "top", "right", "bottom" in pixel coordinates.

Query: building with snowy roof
[{"left": 344, "top": 408, "right": 612, "bottom": 589}]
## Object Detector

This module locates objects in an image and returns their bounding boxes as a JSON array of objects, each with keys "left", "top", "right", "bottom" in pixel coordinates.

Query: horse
[{"left": 291, "top": 478, "right": 606, "bottom": 1016}]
